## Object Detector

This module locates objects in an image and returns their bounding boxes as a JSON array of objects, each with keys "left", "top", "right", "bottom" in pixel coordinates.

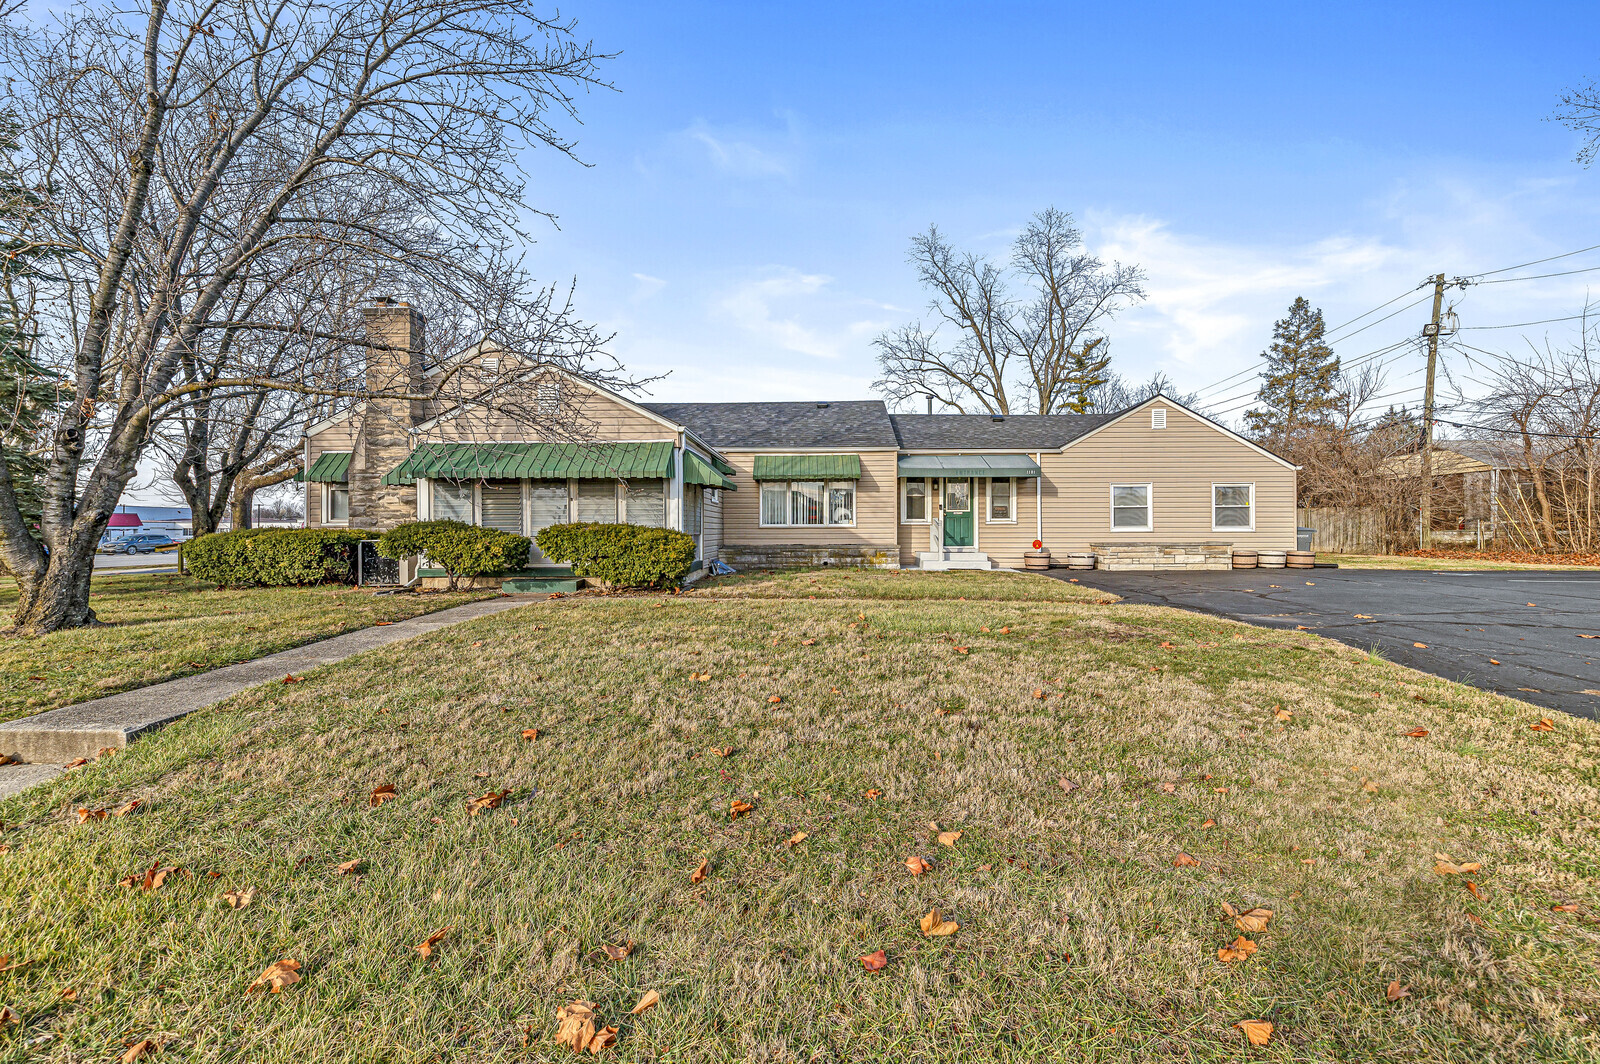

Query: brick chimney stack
[{"left": 349, "top": 299, "right": 426, "bottom": 530}]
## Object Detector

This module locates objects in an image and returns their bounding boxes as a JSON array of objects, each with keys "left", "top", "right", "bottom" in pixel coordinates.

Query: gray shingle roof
[
  {"left": 641, "top": 401, "right": 899, "bottom": 449},
  {"left": 888, "top": 413, "right": 1114, "bottom": 450}
]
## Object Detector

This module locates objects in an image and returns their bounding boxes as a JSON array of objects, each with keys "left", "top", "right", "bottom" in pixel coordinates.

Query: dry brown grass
[{"left": 1, "top": 569, "right": 1596, "bottom": 1062}]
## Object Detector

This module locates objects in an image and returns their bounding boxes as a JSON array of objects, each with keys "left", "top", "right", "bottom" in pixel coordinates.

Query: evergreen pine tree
[
  {"left": 1060, "top": 336, "right": 1113, "bottom": 413},
  {"left": 1244, "top": 296, "right": 1342, "bottom": 441}
]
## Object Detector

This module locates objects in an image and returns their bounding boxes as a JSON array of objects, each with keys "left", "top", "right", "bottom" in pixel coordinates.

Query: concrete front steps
[{"left": 916, "top": 550, "right": 995, "bottom": 571}]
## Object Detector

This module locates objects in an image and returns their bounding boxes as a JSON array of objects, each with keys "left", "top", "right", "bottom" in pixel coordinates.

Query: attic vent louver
[
  {"left": 1151, "top": 408, "right": 1167, "bottom": 430},
  {"left": 991, "top": 414, "right": 1004, "bottom": 422},
  {"left": 816, "top": 402, "right": 830, "bottom": 409}
]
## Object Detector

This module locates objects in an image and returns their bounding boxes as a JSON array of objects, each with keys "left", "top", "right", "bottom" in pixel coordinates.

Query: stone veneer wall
[
  {"left": 1088, "top": 542, "right": 1232, "bottom": 571},
  {"left": 721, "top": 544, "right": 898, "bottom": 569},
  {"left": 349, "top": 303, "right": 426, "bottom": 531}
]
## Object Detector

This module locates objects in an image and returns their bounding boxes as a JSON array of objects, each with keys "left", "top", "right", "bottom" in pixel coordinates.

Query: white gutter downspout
[{"left": 1035, "top": 452, "right": 1043, "bottom": 544}]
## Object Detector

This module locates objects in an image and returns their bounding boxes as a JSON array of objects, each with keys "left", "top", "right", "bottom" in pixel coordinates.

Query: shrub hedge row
[
  {"left": 534, "top": 522, "right": 696, "bottom": 588},
  {"left": 182, "top": 528, "right": 367, "bottom": 587},
  {"left": 376, "top": 520, "right": 530, "bottom": 589}
]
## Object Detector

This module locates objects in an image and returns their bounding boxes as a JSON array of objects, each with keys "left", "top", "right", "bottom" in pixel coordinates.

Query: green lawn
[
  {"left": 0, "top": 569, "right": 1594, "bottom": 1062},
  {"left": 0, "top": 574, "right": 493, "bottom": 723}
]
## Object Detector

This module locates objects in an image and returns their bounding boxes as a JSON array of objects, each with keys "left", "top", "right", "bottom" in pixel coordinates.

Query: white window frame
[
  {"left": 1109, "top": 483, "right": 1153, "bottom": 532},
  {"left": 320, "top": 483, "right": 350, "bottom": 526},
  {"left": 758, "top": 480, "right": 858, "bottom": 528},
  {"left": 1211, "top": 482, "right": 1256, "bottom": 532},
  {"left": 900, "top": 477, "right": 929, "bottom": 524},
  {"left": 985, "top": 477, "right": 1016, "bottom": 524}
]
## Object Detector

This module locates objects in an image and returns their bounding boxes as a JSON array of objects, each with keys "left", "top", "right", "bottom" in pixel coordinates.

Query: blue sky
[{"left": 510, "top": 1, "right": 1600, "bottom": 421}]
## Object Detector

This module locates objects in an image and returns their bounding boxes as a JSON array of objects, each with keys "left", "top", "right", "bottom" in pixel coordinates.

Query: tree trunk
[
  {"left": 8, "top": 527, "right": 101, "bottom": 633},
  {"left": 232, "top": 484, "right": 255, "bottom": 530}
]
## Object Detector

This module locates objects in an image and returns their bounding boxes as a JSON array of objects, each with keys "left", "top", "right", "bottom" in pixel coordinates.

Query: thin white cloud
[
  {"left": 712, "top": 267, "right": 895, "bottom": 361},
  {"left": 630, "top": 272, "right": 667, "bottom": 301},
  {"left": 685, "top": 119, "right": 791, "bottom": 179}
]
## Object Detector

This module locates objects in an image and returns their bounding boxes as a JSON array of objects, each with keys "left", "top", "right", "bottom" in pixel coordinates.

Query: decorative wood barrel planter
[
  {"left": 1066, "top": 551, "right": 1097, "bottom": 570},
  {"left": 1023, "top": 549, "right": 1051, "bottom": 571},
  {"left": 1286, "top": 550, "right": 1315, "bottom": 569},
  {"left": 1257, "top": 549, "right": 1288, "bottom": 569},
  {"left": 1231, "top": 549, "right": 1258, "bottom": 569}
]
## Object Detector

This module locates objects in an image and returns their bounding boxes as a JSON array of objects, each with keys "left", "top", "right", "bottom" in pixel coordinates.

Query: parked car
[{"left": 114, "top": 532, "right": 180, "bottom": 554}]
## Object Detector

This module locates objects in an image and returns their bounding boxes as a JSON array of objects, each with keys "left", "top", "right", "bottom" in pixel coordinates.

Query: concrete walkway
[{"left": 0, "top": 595, "right": 542, "bottom": 798}]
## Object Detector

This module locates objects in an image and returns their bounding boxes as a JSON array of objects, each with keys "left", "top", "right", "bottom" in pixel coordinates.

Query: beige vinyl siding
[
  {"left": 896, "top": 469, "right": 1044, "bottom": 568},
  {"left": 719, "top": 450, "right": 899, "bottom": 552},
  {"left": 305, "top": 416, "right": 360, "bottom": 527},
  {"left": 702, "top": 488, "right": 724, "bottom": 562},
  {"left": 1044, "top": 404, "right": 1295, "bottom": 555},
  {"left": 415, "top": 375, "right": 676, "bottom": 446}
]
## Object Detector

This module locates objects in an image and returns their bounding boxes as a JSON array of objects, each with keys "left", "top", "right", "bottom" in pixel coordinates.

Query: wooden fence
[{"left": 1297, "top": 506, "right": 1386, "bottom": 554}]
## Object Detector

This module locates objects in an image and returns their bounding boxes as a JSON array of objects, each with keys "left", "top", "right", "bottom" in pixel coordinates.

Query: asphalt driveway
[{"left": 1052, "top": 567, "right": 1600, "bottom": 720}]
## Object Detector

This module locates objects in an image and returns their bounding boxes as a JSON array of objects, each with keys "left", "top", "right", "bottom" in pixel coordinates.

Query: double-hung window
[
  {"left": 759, "top": 480, "right": 856, "bottom": 527},
  {"left": 901, "top": 478, "right": 928, "bottom": 523},
  {"left": 324, "top": 486, "right": 349, "bottom": 524},
  {"left": 1212, "top": 483, "right": 1254, "bottom": 531},
  {"left": 431, "top": 481, "right": 473, "bottom": 522},
  {"left": 1110, "top": 484, "right": 1152, "bottom": 531},
  {"left": 987, "top": 477, "right": 1014, "bottom": 523}
]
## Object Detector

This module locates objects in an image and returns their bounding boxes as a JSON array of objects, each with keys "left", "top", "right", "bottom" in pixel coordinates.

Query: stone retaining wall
[
  {"left": 721, "top": 544, "right": 897, "bottom": 569},
  {"left": 1088, "top": 541, "right": 1233, "bottom": 571}
]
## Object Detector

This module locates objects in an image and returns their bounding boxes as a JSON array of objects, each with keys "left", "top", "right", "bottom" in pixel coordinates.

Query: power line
[
  {"left": 1474, "top": 263, "right": 1600, "bottom": 284},
  {"left": 1459, "top": 312, "right": 1594, "bottom": 331},
  {"left": 1433, "top": 418, "right": 1600, "bottom": 442},
  {"left": 1467, "top": 242, "right": 1600, "bottom": 280}
]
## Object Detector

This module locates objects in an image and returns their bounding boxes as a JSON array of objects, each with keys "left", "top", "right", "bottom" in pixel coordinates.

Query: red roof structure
[{"left": 107, "top": 512, "right": 143, "bottom": 528}]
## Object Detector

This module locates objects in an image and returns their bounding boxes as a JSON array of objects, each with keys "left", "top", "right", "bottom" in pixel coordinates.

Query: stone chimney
[{"left": 349, "top": 300, "right": 426, "bottom": 530}]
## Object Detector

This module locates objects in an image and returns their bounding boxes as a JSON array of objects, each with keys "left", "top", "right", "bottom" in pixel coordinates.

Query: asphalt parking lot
[{"left": 1053, "top": 566, "right": 1600, "bottom": 720}]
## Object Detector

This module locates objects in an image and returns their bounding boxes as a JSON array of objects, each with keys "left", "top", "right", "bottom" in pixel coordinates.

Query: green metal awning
[
  {"left": 897, "top": 454, "right": 1042, "bottom": 478},
  {"left": 301, "top": 451, "right": 351, "bottom": 483},
  {"left": 383, "top": 441, "right": 675, "bottom": 486},
  {"left": 751, "top": 454, "right": 862, "bottom": 481},
  {"left": 684, "top": 449, "right": 737, "bottom": 490}
]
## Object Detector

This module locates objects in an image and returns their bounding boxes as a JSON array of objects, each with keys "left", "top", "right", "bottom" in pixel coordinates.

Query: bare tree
[
  {"left": 0, "top": 0, "right": 617, "bottom": 633},
  {"left": 1085, "top": 371, "right": 1199, "bottom": 413},
  {"left": 873, "top": 208, "right": 1145, "bottom": 414}
]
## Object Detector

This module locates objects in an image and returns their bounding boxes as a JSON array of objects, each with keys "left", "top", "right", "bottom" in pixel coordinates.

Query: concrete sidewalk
[{"left": 0, "top": 594, "right": 542, "bottom": 798}]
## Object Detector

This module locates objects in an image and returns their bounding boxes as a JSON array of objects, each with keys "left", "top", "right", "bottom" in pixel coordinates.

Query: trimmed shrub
[
  {"left": 182, "top": 528, "right": 367, "bottom": 587},
  {"left": 377, "top": 520, "right": 530, "bottom": 589},
  {"left": 535, "top": 522, "right": 696, "bottom": 589}
]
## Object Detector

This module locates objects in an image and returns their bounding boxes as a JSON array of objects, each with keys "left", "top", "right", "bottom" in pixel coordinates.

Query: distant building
[{"left": 108, "top": 504, "right": 194, "bottom": 539}]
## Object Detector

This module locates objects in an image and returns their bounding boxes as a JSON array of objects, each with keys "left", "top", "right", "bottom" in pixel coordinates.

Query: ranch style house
[{"left": 300, "top": 303, "right": 1298, "bottom": 584}]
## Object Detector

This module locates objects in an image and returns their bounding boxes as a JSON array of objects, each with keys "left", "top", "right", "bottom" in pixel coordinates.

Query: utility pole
[{"left": 1418, "top": 274, "right": 1446, "bottom": 550}]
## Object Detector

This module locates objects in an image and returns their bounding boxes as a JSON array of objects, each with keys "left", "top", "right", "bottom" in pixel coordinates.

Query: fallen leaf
[
  {"left": 730, "top": 800, "right": 753, "bottom": 818},
  {"left": 860, "top": 949, "right": 887, "bottom": 971},
  {"left": 1526, "top": 602, "right": 1537, "bottom": 607},
  {"left": 141, "top": 863, "right": 173, "bottom": 892},
  {"left": 1172, "top": 852, "right": 1199, "bottom": 868},
  {"left": 937, "top": 830, "right": 962, "bottom": 847},
  {"left": 1386, "top": 980, "right": 1410, "bottom": 1002},
  {"left": 246, "top": 958, "right": 302, "bottom": 993},
  {"left": 0, "top": 753, "right": 15, "bottom": 766},
  {"left": 121, "top": 1039, "right": 158, "bottom": 1062},
  {"left": 1296, "top": 625, "right": 1312, "bottom": 631},
  {"left": 369, "top": 784, "right": 397, "bottom": 807},
  {"left": 1489, "top": 659, "right": 1501, "bottom": 665},
  {"left": 1413, "top": 642, "right": 1428, "bottom": 649},
  {"left": 1579, "top": 633, "right": 1597, "bottom": 639},
  {"left": 715, "top": 746, "right": 734, "bottom": 758},
  {"left": 1553, "top": 902, "right": 1580, "bottom": 912},
  {"left": 1235, "top": 1019, "right": 1273, "bottom": 1046},
  {"left": 919, "top": 907, "right": 959, "bottom": 936},
  {"left": 1233, "top": 907, "right": 1273, "bottom": 933},
  {"left": 1032, "top": 688, "right": 1045, "bottom": 699},
  {"left": 864, "top": 789, "right": 882, "bottom": 800},
  {"left": 801, "top": 639, "right": 816, "bottom": 645},
  {"left": 1530, "top": 719, "right": 1555, "bottom": 732},
  {"left": 0, "top": 957, "right": 24, "bottom": 973},
  {"left": 414, "top": 927, "right": 451, "bottom": 959},
  {"left": 521, "top": 728, "right": 540, "bottom": 740},
  {"left": 335, "top": 859, "right": 363, "bottom": 876},
  {"left": 373, "top": 621, "right": 394, "bottom": 626},
  {"left": 1362, "top": 779, "right": 1379, "bottom": 793},
  {"left": 1354, "top": 613, "right": 1372, "bottom": 619},
  {"left": 1466, "top": 881, "right": 1488, "bottom": 901},
  {"left": 1057, "top": 777, "right": 1078, "bottom": 794},
  {"left": 1000, "top": 627, "right": 1011, "bottom": 633},
  {"left": 281, "top": 674, "right": 301, "bottom": 684},
  {"left": 1160, "top": 781, "right": 1176, "bottom": 794},
  {"left": 1217, "top": 935, "right": 1257, "bottom": 962},
  {"left": 767, "top": 695, "right": 781, "bottom": 704},
  {"left": 59, "top": 988, "right": 77, "bottom": 1001},
  {"left": 630, "top": 989, "right": 659, "bottom": 1015},
  {"left": 223, "top": 888, "right": 255, "bottom": 909},
  {"left": 691, "top": 858, "right": 708, "bottom": 884},
  {"left": 112, "top": 799, "right": 142, "bottom": 817},
  {"left": 1159, "top": 641, "right": 1175, "bottom": 649},
  {"left": 0, "top": 1005, "right": 16, "bottom": 1026},
  {"left": 76, "top": 807, "right": 107, "bottom": 824},
  {"left": 601, "top": 941, "right": 634, "bottom": 961},
  {"left": 1403, "top": 727, "right": 1430, "bottom": 738},
  {"left": 906, "top": 855, "right": 932, "bottom": 875},
  {"left": 63, "top": 757, "right": 89, "bottom": 769},
  {"left": 1274, "top": 709, "right": 1293, "bottom": 721},
  {"left": 1433, "top": 855, "right": 1482, "bottom": 875},
  {"left": 1201, "top": 818, "right": 1216, "bottom": 829},
  {"left": 554, "top": 1000, "right": 616, "bottom": 1054},
  {"left": 785, "top": 831, "right": 808, "bottom": 847},
  {"left": 466, "top": 789, "right": 507, "bottom": 815}
]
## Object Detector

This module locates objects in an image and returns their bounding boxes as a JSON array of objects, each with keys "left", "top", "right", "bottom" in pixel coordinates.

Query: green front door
[{"left": 942, "top": 478, "right": 974, "bottom": 547}]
